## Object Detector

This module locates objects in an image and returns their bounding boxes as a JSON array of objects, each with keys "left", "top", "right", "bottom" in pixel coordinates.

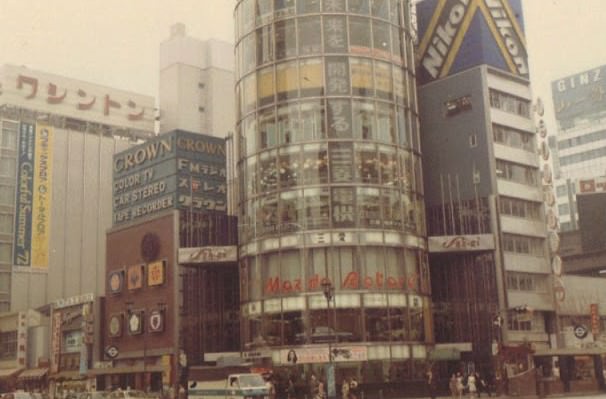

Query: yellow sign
[
  {"left": 148, "top": 260, "right": 165, "bottom": 286},
  {"left": 162, "top": 355, "right": 172, "bottom": 385},
  {"left": 31, "top": 124, "right": 53, "bottom": 269}
]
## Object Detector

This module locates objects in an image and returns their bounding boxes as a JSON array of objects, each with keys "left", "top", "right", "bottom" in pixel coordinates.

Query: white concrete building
[
  {"left": 159, "top": 23, "right": 235, "bottom": 138},
  {"left": 0, "top": 64, "right": 155, "bottom": 312}
]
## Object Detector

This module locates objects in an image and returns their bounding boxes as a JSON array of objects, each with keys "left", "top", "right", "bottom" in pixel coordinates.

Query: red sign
[
  {"left": 264, "top": 272, "right": 418, "bottom": 294},
  {"left": 591, "top": 303, "right": 600, "bottom": 336}
]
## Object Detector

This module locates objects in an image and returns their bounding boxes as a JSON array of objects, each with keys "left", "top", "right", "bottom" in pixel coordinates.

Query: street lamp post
[{"left": 321, "top": 280, "right": 336, "bottom": 399}]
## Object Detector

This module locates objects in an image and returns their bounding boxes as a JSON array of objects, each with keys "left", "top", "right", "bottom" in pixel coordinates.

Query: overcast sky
[{"left": 1, "top": 0, "right": 605, "bottom": 133}]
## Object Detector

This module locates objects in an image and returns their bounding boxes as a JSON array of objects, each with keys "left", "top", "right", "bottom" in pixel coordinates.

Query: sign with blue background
[{"left": 112, "top": 130, "right": 226, "bottom": 226}]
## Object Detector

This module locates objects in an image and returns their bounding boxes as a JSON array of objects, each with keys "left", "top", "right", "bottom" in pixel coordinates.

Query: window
[
  {"left": 275, "top": 19, "right": 297, "bottom": 59},
  {"left": 502, "top": 233, "right": 545, "bottom": 257},
  {"left": 349, "top": 17, "right": 371, "bottom": 54},
  {"left": 489, "top": 89, "right": 530, "bottom": 118},
  {"left": 357, "top": 187, "right": 381, "bottom": 228},
  {"left": 298, "top": 17, "right": 322, "bottom": 55},
  {"left": 0, "top": 330, "right": 17, "bottom": 360},
  {"left": 499, "top": 196, "right": 542, "bottom": 220},
  {"left": 324, "top": 16, "right": 348, "bottom": 53},
  {"left": 0, "top": 184, "right": 14, "bottom": 205},
  {"left": 495, "top": 159, "right": 538, "bottom": 186},
  {"left": 492, "top": 124, "right": 535, "bottom": 152},
  {"left": 1, "top": 121, "right": 19, "bottom": 150},
  {"left": 0, "top": 213, "right": 13, "bottom": 234},
  {"left": 0, "top": 158, "right": 16, "bottom": 178}
]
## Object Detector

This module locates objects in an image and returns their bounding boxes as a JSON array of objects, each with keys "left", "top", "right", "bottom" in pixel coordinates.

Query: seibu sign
[
  {"left": 428, "top": 234, "right": 495, "bottom": 253},
  {"left": 265, "top": 272, "right": 419, "bottom": 294}
]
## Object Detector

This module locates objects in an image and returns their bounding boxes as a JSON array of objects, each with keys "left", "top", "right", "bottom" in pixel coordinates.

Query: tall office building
[
  {"left": 159, "top": 23, "right": 235, "bottom": 138},
  {"left": 0, "top": 64, "right": 155, "bottom": 312},
  {"left": 550, "top": 64, "right": 606, "bottom": 231},
  {"left": 234, "top": 0, "right": 431, "bottom": 392},
  {"left": 416, "top": 0, "right": 555, "bottom": 381}
]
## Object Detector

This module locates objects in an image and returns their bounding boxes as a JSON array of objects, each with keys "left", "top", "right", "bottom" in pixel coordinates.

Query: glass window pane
[
  {"left": 355, "top": 142, "right": 379, "bottom": 183},
  {"left": 298, "top": 17, "right": 322, "bottom": 55},
  {"left": 257, "top": 193, "right": 278, "bottom": 235},
  {"left": 392, "top": 26, "right": 403, "bottom": 65},
  {"left": 274, "top": 0, "right": 295, "bottom": 19},
  {"left": 352, "top": 101, "right": 376, "bottom": 140},
  {"left": 275, "top": 19, "right": 297, "bottom": 59},
  {"left": 377, "top": 102, "right": 396, "bottom": 143},
  {"left": 372, "top": 20, "right": 391, "bottom": 59},
  {"left": 348, "top": 0, "right": 370, "bottom": 14},
  {"left": 276, "top": 103, "right": 300, "bottom": 144},
  {"left": 300, "top": 100, "right": 326, "bottom": 141},
  {"left": 242, "top": 33, "right": 256, "bottom": 75},
  {"left": 256, "top": 25, "right": 273, "bottom": 66},
  {"left": 0, "top": 158, "right": 16, "bottom": 179},
  {"left": 297, "top": 0, "right": 320, "bottom": 14},
  {"left": 0, "top": 185, "right": 15, "bottom": 205},
  {"left": 276, "top": 61, "right": 298, "bottom": 100},
  {"left": 302, "top": 143, "right": 328, "bottom": 184},
  {"left": 304, "top": 187, "right": 330, "bottom": 229},
  {"left": 349, "top": 17, "right": 371, "bottom": 55},
  {"left": 0, "top": 213, "right": 13, "bottom": 234},
  {"left": 374, "top": 61, "right": 393, "bottom": 100},
  {"left": 357, "top": 187, "right": 381, "bottom": 228},
  {"left": 332, "top": 187, "right": 355, "bottom": 228},
  {"left": 242, "top": 73, "right": 257, "bottom": 113},
  {"left": 243, "top": 114, "right": 258, "bottom": 156},
  {"left": 255, "top": 0, "right": 273, "bottom": 26},
  {"left": 329, "top": 142, "right": 354, "bottom": 183},
  {"left": 323, "top": 0, "right": 345, "bottom": 12},
  {"left": 258, "top": 150, "right": 278, "bottom": 192},
  {"left": 278, "top": 146, "right": 301, "bottom": 188},
  {"left": 371, "top": 0, "right": 389, "bottom": 19},
  {"left": 366, "top": 308, "right": 389, "bottom": 341},
  {"left": 0, "top": 243, "right": 12, "bottom": 264},
  {"left": 280, "top": 189, "right": 304, "bottom": 227},
  {"left": 325, "top": 56, "right": 350, "bottom": 96},
  {"left": 324, "top": 16, "right": 348, "bottom": 53},
  {"left": 351, "top": 58, "right": 374, "bottom": 97},
  {"left": 259, "top": 108, "right": 277, "bottom": 149},
  {"left": 299, "top": 58, "right": 324, "bottom": 97},
  {"left": 327, "top": 99, "right": 352, "bottom": 138},
  {"left": 257, "top": 66, "right": 275, "bottom": 106}
]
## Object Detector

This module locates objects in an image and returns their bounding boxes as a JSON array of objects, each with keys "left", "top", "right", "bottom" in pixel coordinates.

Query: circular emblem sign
[
  {"left": 105, "top": 345, "right": 120, "bottom": 359},
  {"left": 109, "top": 315, "right": 122, "bottom": 337},
  {"left": 574, "top": 325, "right": 588, "bottom": 339},
  {"left": 109, "top": 272, "right": 123, "bottom": 294}
]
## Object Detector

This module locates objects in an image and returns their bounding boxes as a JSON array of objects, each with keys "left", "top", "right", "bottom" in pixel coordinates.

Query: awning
[
  {"left": 48, "top": 370, "right": 87, "bottom": 380},
  {"left": 88, "top": 365, "right": 164, "bottom": 376},
  {"left": 0, "top": 368, "right": 23, "bottom": 379},
  {"left": 18, "top": 368, "right": 48, "bottom": 380},
  {"left": 534, "top": 347, "right": 606, "bottom": 356}
]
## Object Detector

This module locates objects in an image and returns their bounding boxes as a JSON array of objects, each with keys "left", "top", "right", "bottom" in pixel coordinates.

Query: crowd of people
[{"left": 426, "top": 369, "right": 495, "bottom": 399}]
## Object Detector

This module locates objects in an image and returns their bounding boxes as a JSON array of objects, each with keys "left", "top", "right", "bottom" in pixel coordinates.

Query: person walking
[
  {"left": 467, "top": 373, "right": 477, "bottom": 399},
  {"left": 341, "top": 378, "right": 350, "bottom": 399},
  {"left": 287, "top": 378, "right": 296, "bottom": 399},
  {"left": 456, "top": 372, "right": 464, "bottom": 399},
  {"left": 449, "top": 374, "right": 458, "bottom": 399},
  {"left": 426, "top": 369, "right": 437, "bottom": 399}
]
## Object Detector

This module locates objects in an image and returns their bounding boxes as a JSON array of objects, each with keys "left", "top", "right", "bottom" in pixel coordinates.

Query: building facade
[
  {"left": 0, "top": 64, "right": 155, "bottom": 313},
  {"left": 416, "top": 0, "right": 555, "bottom": 386},
  {"left": 550, "top": 64, "right": 606, "bottom": 231},
  {"left": 159, "top": 23, "right": 235, "bottom": 139},
  {"left": 234, "top": 0, "right": 431, "bottom": 394}
]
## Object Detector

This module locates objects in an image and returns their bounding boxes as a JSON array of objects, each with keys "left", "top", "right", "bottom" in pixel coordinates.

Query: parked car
[{"left": 295, "top": 326, "right": 354, "bottom": 344}]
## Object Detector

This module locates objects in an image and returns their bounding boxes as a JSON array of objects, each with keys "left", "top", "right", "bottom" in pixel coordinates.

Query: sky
[{"left": 1, "top": 0, "right": 606, "bottom": 134}]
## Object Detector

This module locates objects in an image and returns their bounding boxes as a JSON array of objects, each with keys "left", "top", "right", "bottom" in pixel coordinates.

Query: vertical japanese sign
[
  {"left": 13, "top": 122, "right": 35, "bottom": 266},
  {"left": 590, "top": 303, "right": 600, "bottom": 336},
  {"left": 51, "top": 311, "right": 62, "bottom": 373},
  {"left": 31, "top": 124, "right": 53, "bottom": 269}
]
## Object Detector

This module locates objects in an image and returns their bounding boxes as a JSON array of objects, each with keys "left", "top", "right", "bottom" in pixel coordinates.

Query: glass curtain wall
[{"left": 235, "top": 0, "right": 430, "bottom": 386}]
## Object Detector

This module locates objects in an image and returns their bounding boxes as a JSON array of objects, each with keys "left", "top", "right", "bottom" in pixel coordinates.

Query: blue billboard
[
  {"left": 416, "top": 0, "right": 528, "bottom": 85},
  {"left": 551, "top": 65, "right": 606, "bottom": 130},
  {"left": 112, "top": 130, "right": 227, "bottom": 226}
]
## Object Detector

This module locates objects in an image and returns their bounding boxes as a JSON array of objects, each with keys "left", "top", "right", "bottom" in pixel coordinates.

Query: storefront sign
[
  {"left": 127, "top": 265, "right": 143, "bottom": 290},
  {"left": 428, "top": 234, "right": 494, "bottom": 253},
  {"left": 280, "top": 346, "right": 367, "bottom": 365},
  {"left": 591, "top": 304, "right": 600, "bottom": 336},
  {"left": 242, "top": 350, "right": 272, "bottom": 360},
  {"left": 264, "top": 272, "right": 418, "bottom": 294},
  {"left": 178, "top": 246, "right": 237, "bottom": 264},
  {"left": 148, "top": 309, "right": 165, "bottom": 333},
  {"left": 108, "top": 270, "right": 124, "bottom": 294},
  {"left": 50, "top": 312, "right": 62, "bottom": 373},
  {"left": 105, "top": 346, "right": 120, "bottom": 359},
  {"left": 13, "top": 123, "right": 35, "bottom": 267},
  {"left": 54, "top": 293, "right": 94, "bottom": 309}
]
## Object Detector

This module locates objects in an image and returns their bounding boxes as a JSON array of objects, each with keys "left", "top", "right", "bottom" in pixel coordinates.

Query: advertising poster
[
  {"left": 31, "top": 124, "right": 53, "bottom": 269},
  {"left": 13, "top": 122, "right": 35, "bottom": 266}
]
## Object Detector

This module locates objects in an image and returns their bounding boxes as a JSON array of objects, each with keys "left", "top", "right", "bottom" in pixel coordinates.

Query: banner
[
  {"left": 13, "top": 122, "right": 35, "bottom": 266},
  {"left": 31, "top": 124, "right": 53, "bottom": 269}
]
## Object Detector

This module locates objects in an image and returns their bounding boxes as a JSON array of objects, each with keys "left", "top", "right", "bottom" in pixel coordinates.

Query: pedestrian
[
  {"left": 349, "top": 377, "right": 359, "bottom": 399},
  {"left": 341, "top": 378, "right": 350, "bottom": 399},
  {"left": 456, "top": 372, "right": 464, "bottom": 399},
  {"left": 426, "top": 369, "right": 436, "bottom": 399},
  {"left": 287, "top": 378, "right": 296, "bottom": 399},
  {"left": 315, "top": 378, "right": 326, "bottom": 399},
  {"left": 467, "top": 373, "right": 477, "bottom": 399},
  {"left": 449, "top": 374, "right": 458, "bottom": 399}
]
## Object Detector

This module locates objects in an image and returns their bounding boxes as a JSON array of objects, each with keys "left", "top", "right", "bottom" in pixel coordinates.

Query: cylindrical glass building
[{"left": 234, "top": 0, "right": 431, "bottom": 387}]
